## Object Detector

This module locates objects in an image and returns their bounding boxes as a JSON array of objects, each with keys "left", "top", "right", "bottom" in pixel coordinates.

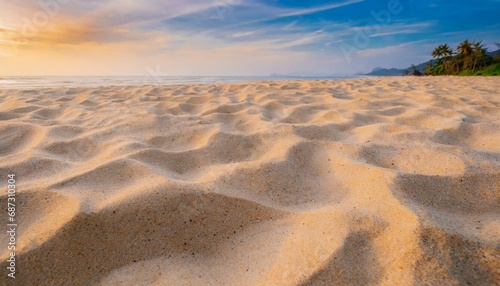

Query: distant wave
[{"left": 0, "top": 76, "right": 346, "bottom": 89}]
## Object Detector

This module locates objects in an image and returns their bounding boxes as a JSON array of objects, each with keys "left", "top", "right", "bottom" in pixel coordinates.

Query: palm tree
[
  {"left": 458, "top": 40, "right": 473, "bottom": 56},
  {"left": 432, "top": 44, "right": 446, "bottom": 62},
  {"left": 442, "top": 44, "right": 454, "bottom": 73},
  {"left": 471, "top": 41, "right": 490, "bottom": 71},
  {"left": 472, "top": 41, "right": 484, "bottom": 71},
  {"left": 458, "top": 40, "right": 473, "bottom": 69},
  {"left": 424, "top": 62, "right": 433, "bottom": 75},
  {"left": 432, "top": 44, "right": 453, "bottom": 74}
]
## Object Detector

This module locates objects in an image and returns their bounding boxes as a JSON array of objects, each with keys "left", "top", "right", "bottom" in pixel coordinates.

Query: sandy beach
[{"left": 0, "top": 77, "right": 498, "bottom": 285}]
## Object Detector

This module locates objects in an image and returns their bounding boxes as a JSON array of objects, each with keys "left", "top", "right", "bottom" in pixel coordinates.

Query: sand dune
[{"left": 0, "top": 77, "right": 499, "bottom": 285}]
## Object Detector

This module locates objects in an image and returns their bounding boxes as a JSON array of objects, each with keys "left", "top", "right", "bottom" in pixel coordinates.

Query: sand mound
[{"left": 0, "top": 77, "right": 498, "bottom": 285}]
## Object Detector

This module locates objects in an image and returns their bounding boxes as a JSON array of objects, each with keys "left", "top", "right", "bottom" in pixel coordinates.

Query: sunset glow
[{"left": 1, "top": 0, "right": 499, "bottom": 76}]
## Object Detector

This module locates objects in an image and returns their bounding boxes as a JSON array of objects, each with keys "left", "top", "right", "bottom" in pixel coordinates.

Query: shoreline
[
  {"left": 0, "top": 76, "right": 370, "bottom": 90},
  {"left": 3, "top": 75, "right": 500, "bottom": 91}
]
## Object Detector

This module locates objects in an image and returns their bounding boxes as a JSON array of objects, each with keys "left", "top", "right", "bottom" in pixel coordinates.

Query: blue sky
[{"left": 1, "top": 0, "right": 499, "bottom": 76}]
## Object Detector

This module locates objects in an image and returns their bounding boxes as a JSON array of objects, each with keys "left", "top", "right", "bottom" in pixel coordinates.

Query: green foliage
[
  {"left": 428, "top": 64, "right": 444, "bottom": 75},
  {"left": 424, "top": 39, "right": 497, "bottom": 76},
  {"left": 423, "top": 62, "right": 433, "bottom": 75},
  {"left": 458, "top": 69, "right": 474, "bottom": 76},
  {"left": 474, "top": 62, "right": 500, "bottom": 76}
]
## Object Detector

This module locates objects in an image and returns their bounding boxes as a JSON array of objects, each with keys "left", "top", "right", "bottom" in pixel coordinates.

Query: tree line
[{"left": 422, "top": 40, "right": 499, "bottom": 76}]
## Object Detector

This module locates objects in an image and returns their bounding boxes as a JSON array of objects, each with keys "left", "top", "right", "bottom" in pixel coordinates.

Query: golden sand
[{"left": 0, "top": 77, "right": 499, "bottom": 285}]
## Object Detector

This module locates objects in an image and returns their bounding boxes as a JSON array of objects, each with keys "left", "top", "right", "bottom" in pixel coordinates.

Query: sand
[{"left": 0, "top": 77, "right": 498, "bottom": 285}]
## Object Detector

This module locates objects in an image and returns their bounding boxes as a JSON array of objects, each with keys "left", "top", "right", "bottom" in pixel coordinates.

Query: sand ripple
[{"left": 0, "top": 77, "right": 499, "bottom": 285}]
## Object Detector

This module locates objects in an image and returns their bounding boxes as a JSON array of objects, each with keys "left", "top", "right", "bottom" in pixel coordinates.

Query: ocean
[{"left": 0, "top": 76, "right": 356, "bottom": 89}]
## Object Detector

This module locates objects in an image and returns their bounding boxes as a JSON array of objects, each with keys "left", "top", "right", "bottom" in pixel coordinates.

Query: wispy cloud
[
  {"left": 282, "top": 20, "right": 299, "bottom": 31},
  {"left": 278, "top": 0, "right": 365, "bottom": 17},
  {"left": 368, "top": 22, "right": 435, "bottom": 38},
  {"left": 357, "top": 41, "right": 427, "bottom": 58}
]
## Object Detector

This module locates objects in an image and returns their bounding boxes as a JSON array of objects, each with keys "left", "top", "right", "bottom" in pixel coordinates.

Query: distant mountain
[
  {"left": 269, "top": 72, "right": 334, "bottom": 78},
  {"left": 363, "top": 59, "right": 438, "bottom": 76},
  {"left": 489, "top": 49, "right": 500, "bottom": 58},
  {"left": 364, "top": 68, "right": 409, "bottom": 76},
  {"left": 363, "top": 49, "right": 500, "bottom": 76}
]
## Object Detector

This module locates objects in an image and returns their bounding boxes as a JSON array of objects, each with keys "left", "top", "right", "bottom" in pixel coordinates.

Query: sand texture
[{"left": 0, "top": 77, "right": 499, "bottom": 285}]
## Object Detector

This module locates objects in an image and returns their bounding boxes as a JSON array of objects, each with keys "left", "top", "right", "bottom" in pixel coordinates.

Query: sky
[{"left": 0, "top": 0, "right": 499, "bottom": 76}]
